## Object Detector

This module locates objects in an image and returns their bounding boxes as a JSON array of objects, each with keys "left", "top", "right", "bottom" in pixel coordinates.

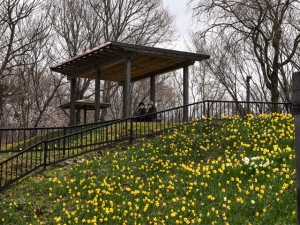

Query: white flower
[
  {"left": 250, "top": 162, "right": 256, "bottom": 166},
  {"left": 251, "top": 156, "right": 260, "bottom": 161},
  {"left": 251, "top": 200, "right": 255, "bottom": 204},
  {"left": 242, "top": 157, "right": 250, "bottom": 165},
  {"left": 243, "top": 156, "right": 273, "bottom": 170}
]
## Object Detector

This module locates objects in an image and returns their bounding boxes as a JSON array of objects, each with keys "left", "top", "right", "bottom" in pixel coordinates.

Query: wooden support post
[
  {"left": 183, "top": 66, "right": 189, "bottom": 122},
  {"left": 292, "top": 71, "right": 300, "bottom": 225},
  {"left": 70, "top": 78, "right": 76, "bottom": 126},
  {"left": 122, "top": 83, "right": 125, "bottom": 119},
  {"left": 123, "top": 58, "right": 131, "bottom": 118},
  {"left": 84, "top": 105, "right": 87, "bottom": 125},
  {"left": 150, "top": 75, "right": 156, "bottom": 104},
  {"left": 95, "top": 68, "right": 101, "bottom": 122}
]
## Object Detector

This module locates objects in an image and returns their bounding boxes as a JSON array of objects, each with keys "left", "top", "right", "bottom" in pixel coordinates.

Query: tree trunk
[
  {"left": 270, "top": 70, "right": 279, "bottom": 112},
  {"left": 0, "top": 83, "right": 3, "bottom": 128}
]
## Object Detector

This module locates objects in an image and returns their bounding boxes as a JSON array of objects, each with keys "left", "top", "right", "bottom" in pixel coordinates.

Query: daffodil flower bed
[
  {"left": 242, "top": 156, "right": 273, "bottom": 168},
  {"left": 0, "top": 113, "right": 296, "bottom": 224}
]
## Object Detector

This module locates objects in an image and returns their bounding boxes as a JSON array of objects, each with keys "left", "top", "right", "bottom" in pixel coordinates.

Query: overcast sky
[{"left": 162, "top": 0, "right": 191, "bottom": 50}]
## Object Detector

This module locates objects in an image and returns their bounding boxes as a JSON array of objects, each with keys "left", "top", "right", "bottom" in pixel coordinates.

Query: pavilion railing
[{"left": 0, "top": 100, "right": 291, "bottom": 190}]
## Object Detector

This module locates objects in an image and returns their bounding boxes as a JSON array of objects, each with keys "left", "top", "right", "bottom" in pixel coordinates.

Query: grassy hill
[{"left": 0, "top": 113, "right": 296, "bottom": 225}]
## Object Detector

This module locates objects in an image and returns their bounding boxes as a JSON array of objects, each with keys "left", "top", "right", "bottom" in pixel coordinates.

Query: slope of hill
[{"left": 0, "top": 113, "right": 296, "bottom": 224}]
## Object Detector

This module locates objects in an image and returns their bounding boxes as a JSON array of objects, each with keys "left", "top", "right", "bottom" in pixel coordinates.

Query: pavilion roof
[
  {"left": 50, "top": 41, "right": 210, "bottom": 82},
  {"left": 60, "top": 99, "right": 111, "bottom": 110}
]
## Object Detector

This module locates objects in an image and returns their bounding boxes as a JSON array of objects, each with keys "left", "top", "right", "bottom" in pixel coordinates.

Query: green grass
[{"left": 0, "top": 113, "right": 296, "bottom": 225}]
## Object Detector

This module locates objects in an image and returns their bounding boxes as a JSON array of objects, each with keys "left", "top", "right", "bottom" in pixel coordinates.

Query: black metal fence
[
  {"left": 0, "top": 121, "right": 116, "bottom": 153},
  {"left": 0, "top": 100, "right": 291, "bottom": 190}
]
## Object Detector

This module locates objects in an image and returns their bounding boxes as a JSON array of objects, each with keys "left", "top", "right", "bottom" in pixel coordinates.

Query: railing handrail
[{"left": 0, "top": 119, "right": 119, "bottom": 131}]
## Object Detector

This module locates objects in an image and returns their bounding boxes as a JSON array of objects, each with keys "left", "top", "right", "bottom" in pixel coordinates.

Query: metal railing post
[
  {"left": 63, "top": 128, "right": 66, "bottom": 156},
  {"left": 292, "top": 71, "right": 300, "bottom": 225},
  {"left": 43, "top": 141, "right": 48, "bottom": 170},
  {"left": 207, "top": 101, "right": 210, "bottom": 118},
  {"left": 129, "top": 118, "right": 134, "bottom": 144},
  {"left": 246, "top": 76, "right": 252, "bottom": 114}
]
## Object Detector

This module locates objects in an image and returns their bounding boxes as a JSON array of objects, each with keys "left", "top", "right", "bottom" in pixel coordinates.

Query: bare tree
[
  {"left": 48, "top": 0, "right": 104, "bottom": 124},
  {"left": 4, "top": 33, "right": 67, "bottom": 128},
  {"left": 89, "top": 0, "right": 175, "bottom": 46},
  {"left": 0, "top": 0, "right": 49, "bottom": 127},
  {"left": 189, "top": 0, "right": 300, "bottom": 104},
  {"left": 191, "top": 34, "right": 248, "bottom": 101}
]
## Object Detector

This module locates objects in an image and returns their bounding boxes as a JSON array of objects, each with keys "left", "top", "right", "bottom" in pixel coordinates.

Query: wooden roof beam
[
  {"left": 110, "top": 42, "right": 210, "bottom": 61},
  {"left": 121, "top": 60, "right": 195, "bottom": 83},
  {"left": 66, "top": 53, "right": 136, "bottom": 80}
]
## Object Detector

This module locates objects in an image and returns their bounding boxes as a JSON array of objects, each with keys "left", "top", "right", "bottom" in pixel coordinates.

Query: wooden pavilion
[
  {"left": 50, "top": 41, "right": 210, "bottom": 125},
  {"left": 60, "top": 99, "right": 111, "bottom": 124}
]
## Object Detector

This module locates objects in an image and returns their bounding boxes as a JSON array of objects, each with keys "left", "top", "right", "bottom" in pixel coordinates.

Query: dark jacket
[
  {"left": 146, "top": 106, "right": 157, "bottom": 121},
  {"left": 135, "top": 106, "right": 147, "bottom": 121}
]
